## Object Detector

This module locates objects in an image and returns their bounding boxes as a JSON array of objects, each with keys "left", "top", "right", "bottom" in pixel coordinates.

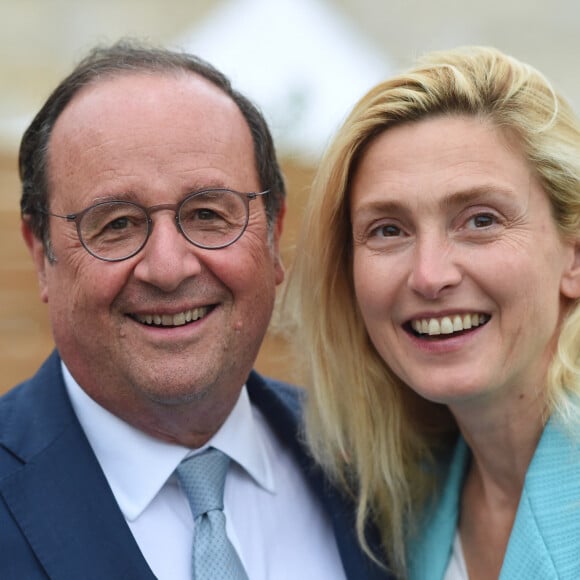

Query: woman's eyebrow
[{"left": 440, "top": 185, "right": 516, "bottom": 210}]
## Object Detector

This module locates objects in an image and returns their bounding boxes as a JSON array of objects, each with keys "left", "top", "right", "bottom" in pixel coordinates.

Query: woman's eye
[
  {"left": 371, "top": 224, "right": 402, "bottom": 238},
  {"left": 468, "top": 213, "right": 497, "bottom": 228}
]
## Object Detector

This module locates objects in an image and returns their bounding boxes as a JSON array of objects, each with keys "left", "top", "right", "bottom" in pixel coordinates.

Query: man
[{"left": 0, "top": 42, "right": 389, "bottom": 579}]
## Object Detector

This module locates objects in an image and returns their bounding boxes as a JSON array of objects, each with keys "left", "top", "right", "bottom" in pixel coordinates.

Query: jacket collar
[
  {"left": 502, "top": 417, "right": 580, "bottom": 578},
  {"left": 408, "top": 416, "right": 580, "bottom": 580},
  {"left": 0, "top": 351, "right": 155, "bottom": 579},
  {"left": 407, "top": 437, "right": 469, "bottom": 580}
]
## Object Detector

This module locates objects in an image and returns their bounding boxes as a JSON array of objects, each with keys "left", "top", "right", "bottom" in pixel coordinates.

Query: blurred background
[{"left": 1, "top": 0, "right": 579, "bottom": 392}]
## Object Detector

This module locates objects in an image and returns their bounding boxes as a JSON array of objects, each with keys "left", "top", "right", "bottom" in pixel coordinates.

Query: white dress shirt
[{"left": 62, "top": 363, "right": 346, "bottom": 580}]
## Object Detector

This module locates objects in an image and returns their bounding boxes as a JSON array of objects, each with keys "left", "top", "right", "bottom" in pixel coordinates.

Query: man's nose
[{"left": 132, "top": 213, "right": 203, "bottom": 292}]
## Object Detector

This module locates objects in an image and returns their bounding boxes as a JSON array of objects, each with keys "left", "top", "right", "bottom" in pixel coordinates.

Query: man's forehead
[
  {"left": 61, "top": 69, "right": 235, "bottom": 118},
  {"left": 48, "top": 70, "right": 249, "bottom": 159},
  {"left": 45, "top": 68, "right": 259, "bottom": 198}
]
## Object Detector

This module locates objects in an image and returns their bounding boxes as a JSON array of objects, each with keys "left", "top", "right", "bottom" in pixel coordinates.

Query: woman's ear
[{"left": 561, "top": 237, "right": 580, "bottom": 300}]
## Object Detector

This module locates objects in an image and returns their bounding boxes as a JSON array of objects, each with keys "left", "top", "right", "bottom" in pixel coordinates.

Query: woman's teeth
[{"left": 411, "top": 313, "right": 490, "bottom": 336}]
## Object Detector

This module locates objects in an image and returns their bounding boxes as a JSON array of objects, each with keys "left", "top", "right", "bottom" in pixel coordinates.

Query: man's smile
[{"left": 130, "top": 305, "right": 214, "bottom": 327}]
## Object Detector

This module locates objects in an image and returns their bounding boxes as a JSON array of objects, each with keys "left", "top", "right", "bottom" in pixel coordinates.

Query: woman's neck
[{"left": 452, "top": 386, "right": 547, "bottom": 580}]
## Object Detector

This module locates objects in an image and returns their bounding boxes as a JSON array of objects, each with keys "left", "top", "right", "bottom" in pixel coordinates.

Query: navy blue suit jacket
[{"left": 0, "top": 351, "right": 390, "bottom": 579}]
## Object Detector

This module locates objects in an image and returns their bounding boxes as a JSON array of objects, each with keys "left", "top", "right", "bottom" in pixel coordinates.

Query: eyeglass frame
[{"left": 39, "top": 188, "right": 270, "bottom": 262}]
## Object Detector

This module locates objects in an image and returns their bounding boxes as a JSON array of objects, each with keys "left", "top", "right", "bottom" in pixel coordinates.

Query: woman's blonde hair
[{"left": 283, "top": 45, "right": 580, "bottom": 577}]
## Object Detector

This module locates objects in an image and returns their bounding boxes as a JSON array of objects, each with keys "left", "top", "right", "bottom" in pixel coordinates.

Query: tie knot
[{"left": 177, "top": 447, "right": 231, "bottom": 518}]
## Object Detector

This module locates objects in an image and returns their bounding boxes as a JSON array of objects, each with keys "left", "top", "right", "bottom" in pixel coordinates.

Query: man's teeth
[
  {"left": 411, "top": 313, "right": 489, "bottom": 336},
  {"left": 136, "top": 307, "right": 209, "bottom": 327}
]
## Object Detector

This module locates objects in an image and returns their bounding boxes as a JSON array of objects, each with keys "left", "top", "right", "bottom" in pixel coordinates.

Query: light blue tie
[{"left": 177, "top": 448, "right": 249, "bottom": 580}]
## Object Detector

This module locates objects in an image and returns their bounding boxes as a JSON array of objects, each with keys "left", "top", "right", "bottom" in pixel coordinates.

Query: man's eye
[
  {"left": 195, "top": 208, "right": 220, "bottom": 221},
  {"left": 183, "top": 207, "right": 231, "bottom": 224},
  {"left": 107, "top": 216, "right": 130, "bottom": 230}
]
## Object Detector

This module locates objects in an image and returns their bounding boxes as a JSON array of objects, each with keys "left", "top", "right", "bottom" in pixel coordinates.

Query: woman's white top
[{"left": 444, "top": 531, "right": 469, "bottom": 580}]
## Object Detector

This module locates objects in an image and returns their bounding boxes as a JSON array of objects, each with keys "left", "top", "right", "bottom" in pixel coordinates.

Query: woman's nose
[{"left": 407, "top": 235, "right": 462, "bottom": 299}]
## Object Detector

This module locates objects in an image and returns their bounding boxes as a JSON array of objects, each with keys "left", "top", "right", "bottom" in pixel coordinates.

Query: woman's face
[{"left": 350, "top": 115, "right": 580, "bottom": 412}]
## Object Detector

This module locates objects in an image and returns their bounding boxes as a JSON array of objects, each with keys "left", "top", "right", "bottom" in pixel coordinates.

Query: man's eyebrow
[
  {"left": 86, "top": 182, "right": 236, "bottom": 205},
  {"left": 90, "top": 193, "right": 134, "bottom": 203}
]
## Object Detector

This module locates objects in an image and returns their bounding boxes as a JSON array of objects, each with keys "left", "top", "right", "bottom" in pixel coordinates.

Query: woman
[{"left": 284, "top": 46, "right": 580, "bottom": 579}]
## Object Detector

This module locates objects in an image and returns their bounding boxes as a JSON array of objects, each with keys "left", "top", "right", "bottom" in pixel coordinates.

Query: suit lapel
[
  {"left": 501, "top": 417, "right": 580, "bottom": 579},
  {"left": 0, "top": 352, "right": 155, "bottom": 579}
]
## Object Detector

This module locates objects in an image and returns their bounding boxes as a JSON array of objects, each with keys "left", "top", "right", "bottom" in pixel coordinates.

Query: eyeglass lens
[{"left": 78, "top": 190, "right": 250, "bottom": 260}]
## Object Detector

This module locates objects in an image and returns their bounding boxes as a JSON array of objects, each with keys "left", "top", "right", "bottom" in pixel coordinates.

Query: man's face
[{"left": 25, "top": 72, "right": 284, "bottom": 440}]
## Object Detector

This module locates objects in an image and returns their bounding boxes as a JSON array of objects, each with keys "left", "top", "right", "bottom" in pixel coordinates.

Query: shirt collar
[{"left": 62, "top": 362, "right": 275, "bottom": 521}]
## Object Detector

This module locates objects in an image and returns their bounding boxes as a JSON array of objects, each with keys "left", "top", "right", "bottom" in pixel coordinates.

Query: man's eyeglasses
[{"left": 40, "top": 188, "right": 269, "bottom": 262}]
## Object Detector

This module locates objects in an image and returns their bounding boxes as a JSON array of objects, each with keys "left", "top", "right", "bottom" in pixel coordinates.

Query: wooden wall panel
[{"left": 0, "top": 153, "right": 54, "bottom": 392}]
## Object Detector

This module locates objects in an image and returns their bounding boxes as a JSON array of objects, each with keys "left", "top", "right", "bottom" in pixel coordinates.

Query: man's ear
[
  {"left": 21, "top": 218, "right": 49, "bottom": 303},
  {"left": 561, "top": 237, "right": 580, "bottom": 300},
  {"left": 272, "top": 199, "right": 286, "bottom": 286}
]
